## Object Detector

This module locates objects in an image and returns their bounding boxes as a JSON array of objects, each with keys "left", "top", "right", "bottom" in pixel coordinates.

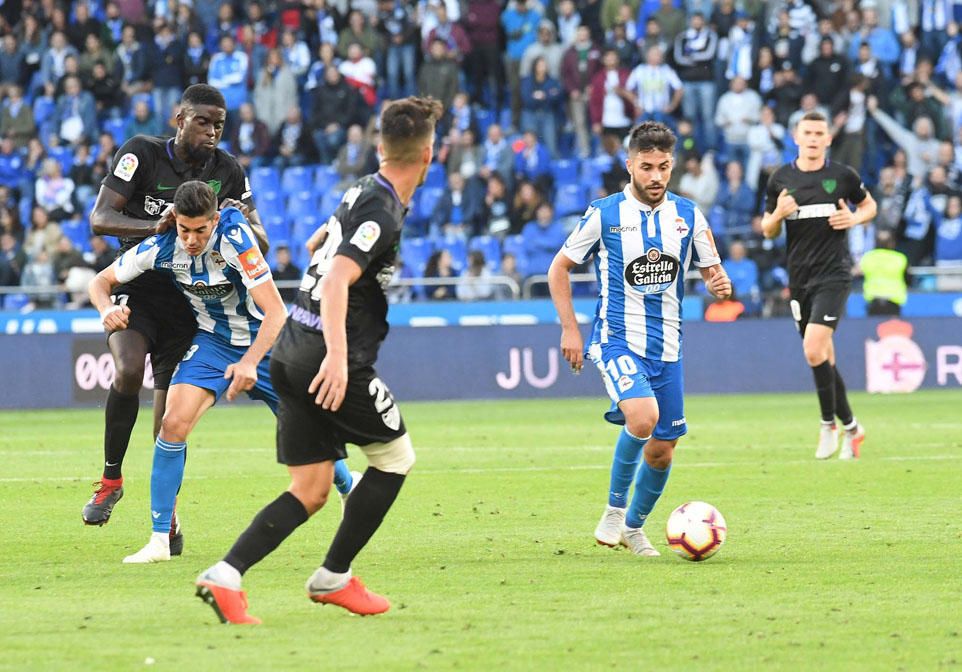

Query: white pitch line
[{"left": 1, "top": 454, "right": 960, "bottom": 483}]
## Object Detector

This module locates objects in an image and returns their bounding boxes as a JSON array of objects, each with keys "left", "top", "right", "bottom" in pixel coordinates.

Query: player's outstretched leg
[
  {"left": 621, "top": 438, "right": 676, "bottom": 558},
  {"left": 595, "top": 428, "right": 647, "bottom": 546},
  {"left": 307, "top": 436, "right": 415, "bottom": 616},
  {"left": 833, "top": 365, "right": 864, "bottom": 460},
  {"left": 123, "top": 437, "right": 186, "bottom": 563}
]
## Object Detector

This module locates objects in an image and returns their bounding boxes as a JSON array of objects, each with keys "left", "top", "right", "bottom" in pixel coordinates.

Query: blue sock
[
  {"left": 151, "top": 438, "right": 186, "bottom": 533},
  {"left": 625, "top": 460, "right": 671, "bottom": 529},
  {"left": 608, "top": 429, "right": 648, "bottom": 508},
  {"left": 332, "top": 459, "right": 353, "bottom": 495}
]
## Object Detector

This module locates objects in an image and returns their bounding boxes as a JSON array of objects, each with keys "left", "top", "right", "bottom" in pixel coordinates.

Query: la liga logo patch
[
  {"left": 113, "top": 153, "right": 139, "bottom": 182},
  {"left": 350, "top": 221, "right": 381, "bottom": 252}
]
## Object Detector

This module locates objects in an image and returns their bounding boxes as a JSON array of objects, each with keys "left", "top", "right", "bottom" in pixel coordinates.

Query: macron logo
[
  {"left": 671, "top": 418, "right": 686, "bottom": 427},
  {"left": 151, "top": 511, "right": 161, "bottom": 519}
]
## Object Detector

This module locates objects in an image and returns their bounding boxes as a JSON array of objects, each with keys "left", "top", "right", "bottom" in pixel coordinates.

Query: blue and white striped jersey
[
  {"left": 562, "top": 186, "right": 721, "bottom": 362},
  {"left": 112, "top": 207, "right": 274, "bottom": 346}
]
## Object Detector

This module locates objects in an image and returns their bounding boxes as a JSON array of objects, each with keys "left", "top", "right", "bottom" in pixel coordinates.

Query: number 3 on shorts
[{"left": 181, "top": 344, "right": 200, "bottom": 361}]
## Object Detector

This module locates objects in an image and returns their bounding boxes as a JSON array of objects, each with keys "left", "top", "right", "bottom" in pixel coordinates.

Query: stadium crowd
[{"left": 0, "top": 0, "right": 961, "bottom": 315}]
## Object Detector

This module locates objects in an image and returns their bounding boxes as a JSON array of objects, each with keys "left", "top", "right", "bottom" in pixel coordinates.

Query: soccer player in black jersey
[
  {"left": 196, "top": 97, "right": 444, "bottom": 623},
  {"left": 82, "top": 85, "right": 267, "bottom": 530},
  {"left": 761, "top": 111, "right": 877, "bottom": 460}
]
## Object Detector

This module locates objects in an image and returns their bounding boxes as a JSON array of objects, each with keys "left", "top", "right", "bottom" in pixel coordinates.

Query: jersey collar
[
  {"left": 622, "top": 184, "right": 670, "bottom": 213},
  {"left": 166, "top": 138, "right": 213, "bottom": 176}
]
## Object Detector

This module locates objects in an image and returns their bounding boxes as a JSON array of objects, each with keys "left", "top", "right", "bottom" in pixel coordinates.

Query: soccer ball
[{"left": 665, "top": 501, "right": 727, "bottom": 561}]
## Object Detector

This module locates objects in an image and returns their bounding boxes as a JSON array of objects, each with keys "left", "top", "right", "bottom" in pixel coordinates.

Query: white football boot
[
  {"left": 815, "top": 423, "right": 839, "bottom": 460},
  {"left": 123, "top": 532, "right": 171, "bottom": 564},
  {"left": 594, "top": 505, "right": 626, "bottom": 546},
  {"left": 839, "top": 424, "right": 865, "bottom": 460},
  {"left": 621, "top": 526, "right": 661, "bottom": 557}
]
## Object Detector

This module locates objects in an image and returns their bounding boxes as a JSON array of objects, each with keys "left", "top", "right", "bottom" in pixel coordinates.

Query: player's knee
[
  {"left": 625, "top": 415, "right": 657, "bottom": 440},
  {"left": 803, "top": 344, "right": 829, "bottom": 367},
  {"left": 644, "top": 441, "right": 676, "bottom": 469},
  {"left": 362, "top": 434, "right": 416, "bottom": 475},
  {"left": 159, "top": 413, "right": 191, "bottom": 443},
  {"left": 113, "top": 358, "right": 145, "bottom": 394},
  {"left": 290, "top": 487, "right": 329, "bottom": 515}
]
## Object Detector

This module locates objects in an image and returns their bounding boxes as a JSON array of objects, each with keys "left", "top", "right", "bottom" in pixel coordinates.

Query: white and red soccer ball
[{"left": 665, "top": 501, "right": 727, "bottom": 561}]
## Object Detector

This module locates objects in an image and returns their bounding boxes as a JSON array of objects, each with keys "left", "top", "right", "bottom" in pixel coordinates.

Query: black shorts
[
  {"left": 110, "top": 279, "right": 197, "bottom": 390},
  {"left": 789, "top": 283, "right": 850, "bottom": 336},
  {"left": 270, "top": 357, "right": 407, "bottom": 466}
]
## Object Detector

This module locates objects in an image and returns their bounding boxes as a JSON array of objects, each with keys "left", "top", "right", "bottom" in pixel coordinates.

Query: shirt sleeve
[
  {"left": 561, "top": 204, "right": 602, "bottom": 265},
  {"left": 112, "top": 234, "right": 164, "bottom": 283},
  {"left": 222, "top": 158, "right": 256, "bottom": 211},
  {"left": 334, "top": 193, "right": 401, "bottom": 273},
  {"left": 764, "top": 171, "right": 781, "bottom": 214},
  {"left": 220, "top": 211, "right": 273, "bottom": 289},
  {"left": 844, "top": 165, "right": 868, "bottom": 204},
  {"left": 102, "top": 137, "right": 151, "bottom": 201},
  {"left": 690, "top": 207, "right": 722, "bottom": 268}
]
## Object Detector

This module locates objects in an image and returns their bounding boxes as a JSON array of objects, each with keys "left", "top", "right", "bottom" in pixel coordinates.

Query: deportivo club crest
[
  {"left": 822, "top": 179, "right": 837, "bottom": 194},
  {"left": 865, "top": 320, "right": 926, "bottom": 393}
]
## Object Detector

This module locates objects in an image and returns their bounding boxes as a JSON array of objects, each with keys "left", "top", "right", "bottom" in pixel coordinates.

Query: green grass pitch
[{"left": 1, "top": 391, "right": 961, "bottom": 671}]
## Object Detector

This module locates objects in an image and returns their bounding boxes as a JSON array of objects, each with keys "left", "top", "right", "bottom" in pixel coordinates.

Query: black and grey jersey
[
  {"left": 278, "top": 173, "right": 407, "bottom": 370},
  {"left": 765, "top": 160, "right": 868, "bottom": 289}
]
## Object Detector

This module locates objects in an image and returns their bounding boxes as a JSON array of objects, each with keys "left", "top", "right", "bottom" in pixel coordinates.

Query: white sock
[
  {"left": 212, "top": 561, "right": 242, "bottom": 589},
  {"left": 310, "top": 566, "right": 351, "bottom": 592},
  {"left": 844, "top": 418, "right": 858, "bottom": 432},
  {"left": 151, "top": 531, "right": 170, "bottom": 548}
]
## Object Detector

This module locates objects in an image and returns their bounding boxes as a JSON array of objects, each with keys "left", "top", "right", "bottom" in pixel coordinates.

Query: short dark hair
[
  {"left": 627, "top": 121, "right": 676, "bottom": 155},
  {"left": 173, "top": 180, "right": 218, "bottom": 218},
  {"left": 380, "top": 96, "right": 444, "bottom": 163},
  {"left": 181, "top": 84, "right": 226, "bottom": 110},
  {"left": 800, "top": 110, "right": 828, "bottom": 124}
]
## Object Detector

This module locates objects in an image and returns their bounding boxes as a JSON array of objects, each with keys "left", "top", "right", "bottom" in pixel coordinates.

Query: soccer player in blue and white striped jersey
[
  {"left": 89, "top": 181, "right": 356, "bottom": 563},
  {"left": 549, "top": 122, "right": 732, "bottom": 557}
]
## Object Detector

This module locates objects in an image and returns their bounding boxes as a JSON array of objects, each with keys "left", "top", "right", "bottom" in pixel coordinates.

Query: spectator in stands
[
  {"left": 478, "top": 123, "right": 514, "bottom": 187},
  {"left": 237, "top": 25, "right": 268, "bottom": 88},
  {"left": 831, "top": 74, "right": 871, "bottom": 173},
  {"left": 510, "top": 179, "right": 545, "bottom": 235},
  {"left": 0, "top": 232, "right": 26, "bottom": 287},
  {"left": 704, "top": 289, "right": 745, "bottom": 321},
  {"left": 20, "top": 248, "right": 57, "bottom": 307},
  {"left": 589, "top": 48, "right": 634, "bottom": 144},
  {"left": 24, "top": 206, "right": 62, "bottom": 260},
  {"left": 746, "top": 104, "right": 785, "bottom": 199},
  {"left": 280, "top": 29, "right": 311, "bottom": 82},
  {"left": 902, "top": 165, "right": 953, "bottom": 264},
  {"left": 859, "top": 230, "right": 909, "bottom": 316},
  {"left": 721, "top": 240, "right": 760, "bottom": 315},
  {"left": 20, "top": 137, "right": 46, "bottom": 199},
  {"left": 751, "top": 46, "right": 776, "bottom": 98},
  {"left": 521, "top": 20, "right": 564, "bottom": 80},
  {"left": 88, "top": 62, "right": 125, "bottom": 119},
  {"left": 207, "top": 34, "right": 248, "bottom": 118},
  {"left": 40, "top": 32, "right": 78, "bottom": 89},
  {"left": 522, "top": 201, "right": 565, "bottom": 292},
  {"left": 183, "top": 30, "right": 210, "bottom": 88},
  {"left": 86, "top": 235, "right": 116, "bottom": 273},
  {"left": 673, "top": 11, "right": 718, "bottom": 148},
  {"left": 456, "top": 249, "right": 496, "bottom": 301},
  {"left": 868, "top": 94, "right": 941, "bottom": 181},
  {"left": 79, "top": 33, "right": 118, "bottom": 85},
  {"left": 339, "top": 42, "right": 378, "bottom": 109},
  {"left": 806, "top": 37, "right": 849, "bottom": 107},
  {"left": 446, "top": 127, "right": 484, "bottom": 183},
  {"left": 495, "top": 251, "right": 522, "bottom": 299},
  {"left": 116, "top": 24, "right": 149, "bottom": 97},
  {"left": 624, "top": 44, "right": 683, "bottom": 129},
  {"left": 481, "top": 172, "right": 512, "bottom": 236},
  {"left": 873, "top": 166, "right": 912, "bottom": 234},
  {"left": 16, "top": 14, "right": 45, "bottom": 91},
  {"left": 0, "top": 203, "right": 22, "bottom": 244},
  {"left": 91, "top": 132, "right": 118, "bottom": 184},
  {"left": 418, "top": 39, "right": 460, "bottom": 114},
  {"left": 424, "top": 249, "right": 458, "bottom": 300},
  {"left": 337, "top": 10, "right": 380, "bottom": 60},
  {"left": 502, "top": 0, "right": 542, "bottom": 131},
  {"left": 272, "top": 245, "right": 303, "bottom": 303},
  {"left": 677, "top": 151, "right": 718, "bottom": 217},
  {"left": 514, "top": 131, "right": 553, "bottom": 196},
  {"left": 652, "top": 0, "right": 686, "bottom": 42},
  {"left": 432, "top": 171, "right": 484, "bottom": 238},
  {"left": 273, "top": 105, "right": 315, "bottom": 169},
  {"left": 847, "top": 6, "right": 900, "bottom": 71},
  {"left": 52, "top": 235, "right": 86, "bottom": 284},
  {"left": 714, "top": 161, "right": 756, "bottom": 239},
  {"left": 892, "top": 80, "right": 948, "bottom": 140},
  {"left": 149, "top": 22, "right": 185, "bottom": 120},
  {"left": 853, "top": 41, "right": 882, "bottom": 84},
  {"left": 310, "top": 67, "right": 358, "bottom": 164},
  {"left": 605, "top": 21, "right": 638, "bottom": 69},
  {"left": 724, "top": 10, "right": 755, "bottom": 83},
  {"left": 768, "top": 65, "right": 804, "bottom": 127},
  {"left": 54, "top": 75, "right": 98, "bottom": 146},
  {"left": 334, "top": 124, "right": 371, "bottom": 190},
  {"left": 425, "top": 2, "right": 471, "bottom": 65},
  {"left": 766, "top": 9, "right": 805, "bottom": 71},
  {"left": 556, "top": 0, "right": 581, "bottom": 47},
  {"left": 0, "top": 85, "right": 36, "bottom": 149},
  {"left": 714, "top": 76, "right": 762, "bottom": 166},
  {"left": 446, "top": 92, "right": 475, "bottom": 140},
  {"left": 520, "top": 56, "right": 564, "bottom": 157},
  {"left": 637, "top": 15, "right": 671, "bottom": 57},
  {"left": 463, "top": 0, "right": 503, "bottom": 109},
  {"left": 245, "top": 1, "right": 279, "bottom": 49},
  {"left": 254, "top": 48, "right": 298, "bottom": 135},
  {"left": 936, "top": 193, "right": 962, "bottom": 265},
  {"left": 0, "top": 34, "right": 22, "bottom": 87},
  {"left": 67, "top": 2, "right": 104, "bottom": 52},
  {"left": 125, "top": 99, "right": 162, "bottom": 138},
  {"left": 376, "top": 0, "right": 418, "bottom": 100},
  {"left": 68, "top": 143, "right": 95, "bottom": 210},
  {"left": 34, "top": 159, "right": 75, "bottom": 222},
  {"left": 304, "top": 43, "right": 340, "bottom": 92},
  {"left": 0, "top": 137, "right": 24, "bottom": 191},
  {"left": 561, "top": 24, "right": 601, "bottom": 159},
  {"left": 230, "top": 102, "right": 271, "bottom": 170}
]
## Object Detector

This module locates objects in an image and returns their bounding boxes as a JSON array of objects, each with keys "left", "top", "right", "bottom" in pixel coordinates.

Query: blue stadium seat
[
  {"left": 581, "top": 155, "right": 612, "bottom": 190},
  {"left": 501, "top": 234, "right": 529, "bottom": 276},
  {"left": 287, "top": 191, "right": 319, "bottom": 219},
  {"left": 62, "top": 219, "right": 91, "bottom": 252},
  {"left": 250, "top": 166, "right": 281, "bottom": 195},
  {"left": 2, "top": 293, "right": 30, "bottom": 311},
  {"left": 319, "top": 189, "right": 344, "bottom": 216},
  {"left": 554, "top": 183, "right": 586, "bottom": 216},
  {"left": 551, "top": 159, "right": 580, "bottom": 185},
  {"left": 281, "top": 165, "right": 315, "bottom": 195},
  {"left": 423, "top": 163, "right": 446, "bottom": 189},
  {"left": 47, "top": 145, "right": 74, "bottom": 174},
  {"left": 264, "top": 216, "right": 291, "bottom": 247},
  {"left": 290, "top": 215, "right": 321, "bottom": 254},
  {"left": 32, "top": 97, "right": 55, "bottom": 129},
  {"left": 103, "top": 117, "right": 128, "bottom": 146},
  {"left": 401, "top": 236, "right": 435, "bottom": 276},
  {"left": 255, "top": 190, "right": 284, "bottom": 220},
  {"left": 468, "top": 235, "right": 502, "bottom": 271},
  {"left": 415, "top": 186, "right": 445, "bottom": 223},
  {"left": 475, "top": 108, "right": 494, "bottom": 138},
  {"left": 130, "top": 92, "right": 153, "bottom": 112},
  {"left": 436, "top": 236, "right": 468, "bottom": 272},
  {"left": 314, "top": 164, "right": 339, "bottom": 193}
]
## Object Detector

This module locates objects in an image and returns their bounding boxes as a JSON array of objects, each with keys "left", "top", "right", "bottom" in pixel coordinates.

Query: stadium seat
[
  {"left": 2, "top": 293, "right": 30, "bottom": 311},
  {"left": 62, "top": 219, "right": 91, "bottom": 252},
  {"left": 287, "top": 191, "right": 319, "bottom": 219},
  {"left": 264, "top": 216, "right": 291, "bottom": 247},
  {"left": 32, "top": 97, "right": 55, "bottom": 129},
  {"left": 255, "top": 190, "right": 284, "bottom": 220},
  {"left": 250, "top": 166, "right": 281, "bottom": 195},
  {"left": 415, "top": 186, "right": 445, "bottom": 223},
  {"left": 314, "top": 164, "right": 339, "bottom": 193},
  {"left": 581, "top": 155, "right": 612, "bottom": 190},
  {"left": 501, "top": 234, "right": 530, "bottom": 276},
  {"left": 130, "top": 92, "right": 153, "bottom": 112},
  {"left": 468, "top": 235, "right": 503, "bottom": 271},
  {"left": 103, "top": 117, "right": 128, "bottom": 146},
  {"left": 290, "top": 214, "right": 321, "bottom": 250},
  {"left": 423, "top": 163, "right": 446, "bottom": 189},
  {"left": 554, "top": 183, "right": 586, "bottom": 216},
  {"left": 400, "top": 236, "right": 435, "bottom": 276},
  {"left": 474, "top": 108, "right": 494, "bottom": 138},
  {"left": 281, "top": 165, "right": 315, "bottom": 195},
  {"left": 551, "top": 159, "right": 580, "bottom": 185},
  {"left": 437, "top": 236, "right": 468, "bottom": 272},
  {"left": 319, "top": 189, "right": 345, "bottom": 217},
  {"left": 47, "top": 146, "right": 74, "bottom": 174}
]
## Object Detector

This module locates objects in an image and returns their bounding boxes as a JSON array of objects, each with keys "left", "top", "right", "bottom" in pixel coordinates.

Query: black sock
[
  {"left": 103, "top": 386, "right": 140, "bottom": 480},
  {"left": 833, "top": 365, "right": 854, "bottom": 427},
  {"left": 810, "top": 362, "right": 836, "bottom": 423},
  {"left": 323, "top": 468, "right": 406, "bottom": 574},
  {"left": 224, "top": 491, "right": 309, "bottom": 575}
]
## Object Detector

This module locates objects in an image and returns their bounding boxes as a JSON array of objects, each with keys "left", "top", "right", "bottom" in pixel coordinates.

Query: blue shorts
[
  {"left": 588, "top": 342, "right": 687, "bottom": 440},
  {"left": 171, "top": 331, "right": 279, "bottom": 412}
]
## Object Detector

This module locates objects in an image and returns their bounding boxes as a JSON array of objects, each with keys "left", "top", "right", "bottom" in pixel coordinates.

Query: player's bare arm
[
  {"left": 699, "top": 264, "right": 733, "bottom": 299},
  {"left": 224, "top": 279, "right": 287, "bottom": 401},
  {"left": 761, "top": 188, "right": 798, "bottom": 239},
  {"left": 88, "top": 266, "right": 130, "bottom": 331},
  {"left": 304, "top": 222, "right": 329, "bottom": 255},
  {"left": 90, "top": 185, "right": 169, "bottom": 238},
  {"left": 309, "top": 254, "right": 364, "bottom": 411},
  {"left": 828, "top": 191, "right": 877, "bottom": 230},
  {"left": 548, "top": 251, "right": 584, "bottom": 372}
]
